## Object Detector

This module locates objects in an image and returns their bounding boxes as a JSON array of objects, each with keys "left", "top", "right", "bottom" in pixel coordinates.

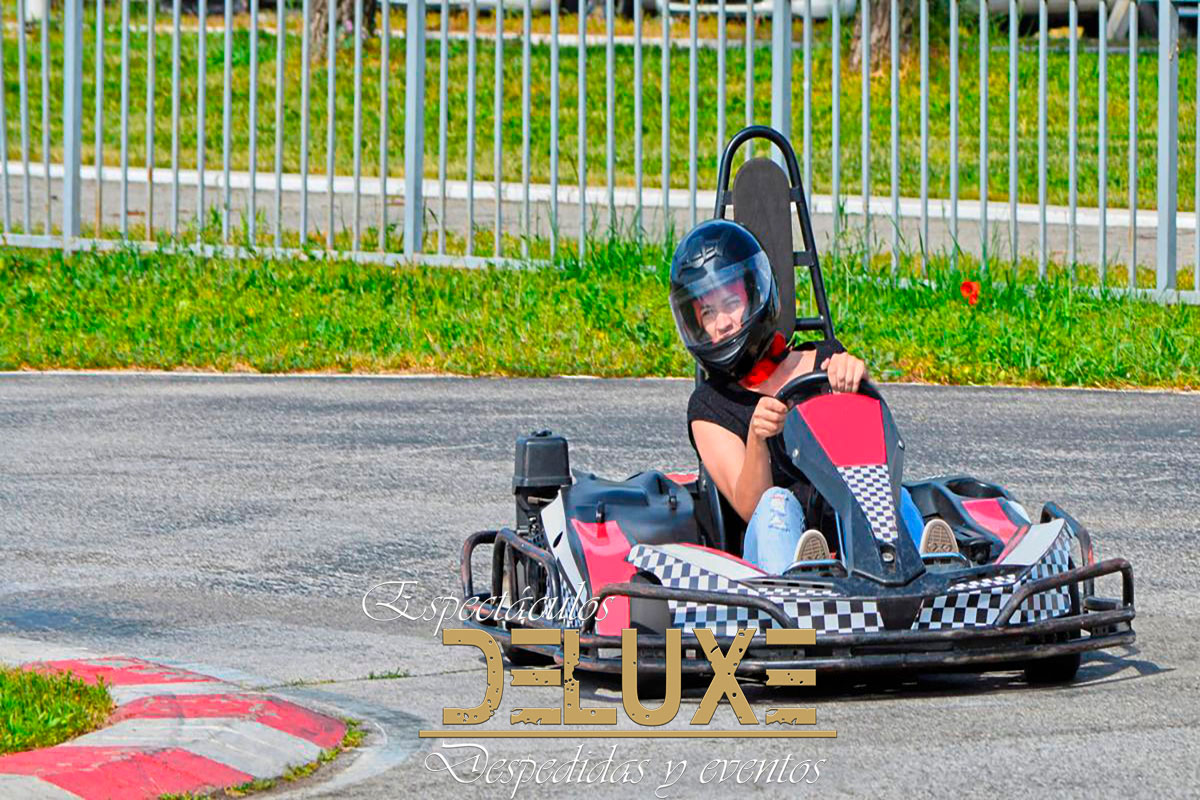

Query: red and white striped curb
[{"left": 0, "top": 655, "right": 348, "bottom": 800}]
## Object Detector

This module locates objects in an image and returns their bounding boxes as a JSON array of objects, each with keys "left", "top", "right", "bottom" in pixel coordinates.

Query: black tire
[
  {"left": 624, "top": 670, "right": 669, "bottom": 701},
  {"left": 498, "top": 550, "right": 556, "bottom": 667},
  {"left": 1023, "top": 652, "right": 1082, "bottom": 684},
  {"left": 503, "top": 641, "right": 557, "bottom": 667}
]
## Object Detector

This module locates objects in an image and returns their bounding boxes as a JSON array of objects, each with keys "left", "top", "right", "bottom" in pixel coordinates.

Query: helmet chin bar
[{"left": 694, "top": 319, "right": 776, "bottom": 382}]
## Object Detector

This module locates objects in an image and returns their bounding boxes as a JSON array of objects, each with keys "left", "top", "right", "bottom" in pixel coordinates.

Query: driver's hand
[
  {"left": 822, "top": 352, "right": 868, "bottom": 393},
  {"left": 749, "top": 396, "right": 789, "bottom": 440}
]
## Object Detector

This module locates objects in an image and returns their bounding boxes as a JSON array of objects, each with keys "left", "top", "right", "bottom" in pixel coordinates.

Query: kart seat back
[
  {"left": 733, "top": 158, "right": 796, "bottom": 341},
  {"left": 714, "top": 126, "right": 834, "bottom": 343}
]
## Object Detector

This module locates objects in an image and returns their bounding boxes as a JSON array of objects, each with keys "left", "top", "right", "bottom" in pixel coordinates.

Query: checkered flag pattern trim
[
  {"left": 627, "top": 545, "right": 761, "bottom": 598},
  {"left": 837, "top": 464, "right": 900, "bottom": 543},
  {"left": 627, "top": 544, "right": 883, "bottom": 635},
  {"left": 746, "top": 583, "right": 839, "bottom": 599},
  {"left": 913, "top": 587, "right": 1014, "bottom": 630},
  {"left": 781, "top": 598, "right": 883, "bottom": 634},
  {"left": 673, "top": 598, "right": 883, "bottom": 636},
  {"left": 948, "top": 573, "right": 1022, "bottom": 593},
  {"left": 913, "top": 527, "right": 1076, "bottom": 630},
  {"left": 673, "top": 603, "right": 775, "bottom": 635},
  {"left": 554, "top": 570, "right": 586, "bottom": 628},
  {"left": 628, "top": 544, "right": 778, "bottom": 635},
  {"left": 1011, "top": 528, "right": 1073, "bottom": 623}
]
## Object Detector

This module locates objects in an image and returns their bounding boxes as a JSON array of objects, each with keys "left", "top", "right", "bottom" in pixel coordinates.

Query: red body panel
[
  {"left": 963, "top": 498, "right": 1021, "bottom": 544},
  {"left": 995, "top": 525, "right": 1032, "bottom": 563},
  {"left": 798, "top": 394, "right": 886, "bottom": 467},
  {"left": 571, "top": 519, "right": 636, "bottom": 636}
]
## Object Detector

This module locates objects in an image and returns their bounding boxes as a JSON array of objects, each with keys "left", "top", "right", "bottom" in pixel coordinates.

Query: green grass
[
  {"left": 1, "top": 236, "right": 1196, "bottom": 387},
  {"left": 0, "top": 666, "right": 113, "bottom": 754},
  {"left": 1, "top": 7, "right": 1193, "bottom": 220},
  {"left": 365, "top": 668, "right": 410, "bottom": 680},
  {"left": 280, "top": 720, "right": 365, "bottom": 783}
]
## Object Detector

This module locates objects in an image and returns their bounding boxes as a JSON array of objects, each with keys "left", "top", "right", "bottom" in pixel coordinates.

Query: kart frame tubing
[
  {"left": 459, "top": 530, "right": 1135, "bottom": 673},
  {"left": 457, "top": 606, "right": 1134, "bottom": 675},
  {"left": 462, "top": 528, "right": 562, "bottom": 604}
]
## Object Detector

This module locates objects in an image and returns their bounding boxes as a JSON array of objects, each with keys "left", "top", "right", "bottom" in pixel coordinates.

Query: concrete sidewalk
[{"left": 1, "top": 167, "right": 1188, "bottom": 273}]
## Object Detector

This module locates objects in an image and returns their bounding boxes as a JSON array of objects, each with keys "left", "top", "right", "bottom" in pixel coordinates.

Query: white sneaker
[
  {"left": 919, "top": 519, "right": 959, "bottom": 555},
  {"left": 794, "top": 529, "right": 832, "bottom": 562}
]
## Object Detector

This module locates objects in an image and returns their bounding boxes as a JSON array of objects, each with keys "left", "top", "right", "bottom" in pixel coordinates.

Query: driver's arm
[
  {"left": 692, "top": 395, "right": 787, "bottom": 522},
  {"left": 692, "top": 351, "right": 868, "bottom": 523}
]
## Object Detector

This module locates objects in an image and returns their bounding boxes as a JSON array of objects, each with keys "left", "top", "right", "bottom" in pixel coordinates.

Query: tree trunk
[
  {"left": 311, "top": 0, "right": 379, "bottom": 60},
  {"left": 850, "top": 0, "right": 919, "bottom": 75}
]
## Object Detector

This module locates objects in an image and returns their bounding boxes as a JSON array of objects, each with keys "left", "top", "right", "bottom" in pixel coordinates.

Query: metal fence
[{"left": 0, "top": 0, "right": 1197, "bottom": 299}]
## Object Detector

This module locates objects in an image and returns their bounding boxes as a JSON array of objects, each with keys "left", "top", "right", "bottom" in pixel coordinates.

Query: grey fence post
[
  {"left": 62, "top": 0, "right": 84, "bottom": 242},
  {"left": 404, "top": 0, "right": 427, "bottom": 257},
  {"left": 771, "top": 0, "right": 792, "bottom": 148},
  {"left": 1156, "top": 0, "right": 1178, "bottom": 291}
]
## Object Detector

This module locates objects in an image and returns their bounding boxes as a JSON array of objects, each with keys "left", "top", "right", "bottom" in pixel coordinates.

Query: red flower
[{"left": 960, "top": 280, "right": 981, "bottom": 307}]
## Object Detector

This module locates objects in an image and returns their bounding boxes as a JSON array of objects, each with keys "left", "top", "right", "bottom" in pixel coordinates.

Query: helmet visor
[{"left": 669, "top": 251, "right": 774, "bottom": 350}]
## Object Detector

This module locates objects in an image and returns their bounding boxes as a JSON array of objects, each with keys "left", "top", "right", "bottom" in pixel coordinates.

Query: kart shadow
[
  {"left": 1069, "top": 646, "right": 1170, "bottom": 686},
  {"left": 570, "top": 645, "right": 1166, "bottom": 705}
]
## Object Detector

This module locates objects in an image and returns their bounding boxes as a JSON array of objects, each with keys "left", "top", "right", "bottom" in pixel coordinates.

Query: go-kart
[{"left": 458, "top": 126, "right": 1135, "bottom": 684}]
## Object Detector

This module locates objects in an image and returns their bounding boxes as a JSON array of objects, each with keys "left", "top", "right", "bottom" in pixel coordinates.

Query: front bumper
[{"left": 459, "top": 528, "right": 1135, "bottom": 677}]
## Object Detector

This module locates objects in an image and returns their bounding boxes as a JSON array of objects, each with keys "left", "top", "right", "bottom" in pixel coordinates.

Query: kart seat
[
  {"left": 695, "top": 127, "right": 838, "bottom": 560},
  {"left": 695, "top": 462, "right": 745, "bottom": 557},
  {"left": 694, "top": 153, "right": 804, "bottom": 559}
]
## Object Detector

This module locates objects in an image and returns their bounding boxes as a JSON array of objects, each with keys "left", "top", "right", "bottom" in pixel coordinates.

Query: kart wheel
[
  {"left": 502, "top": 642, "right": 557, "bottom": 667},
  {"left": 627, "top": 673, "right": 670, "bottom": 700},
  {"left": 1023, "top": 652, "right": 1081, "bottom": 685},
  {"left": 497, "top": 555, "right": 554, "bottom": 668}
]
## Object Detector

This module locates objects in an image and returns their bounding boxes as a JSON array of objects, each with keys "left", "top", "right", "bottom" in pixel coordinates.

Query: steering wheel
[
  {"left": 767, "top": 371, "right": 883, "bottom": 474},
  {"left": 772, "top": 370, "right": 882, "bottom": 409}
]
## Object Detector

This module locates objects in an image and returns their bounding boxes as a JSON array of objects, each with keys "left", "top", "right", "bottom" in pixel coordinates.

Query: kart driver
[{"left": 668, "top": 218, "right": 958, "bottom": 574}]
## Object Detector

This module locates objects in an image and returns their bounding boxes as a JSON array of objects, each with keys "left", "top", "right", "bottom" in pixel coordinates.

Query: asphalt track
[{"left": 0, "top": 373, "right": 1197, "bottom": 799}]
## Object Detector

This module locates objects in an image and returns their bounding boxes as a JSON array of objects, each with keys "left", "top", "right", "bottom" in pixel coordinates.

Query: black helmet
[{"left": 668, "top": 219, "right": 780, "bottom": 381}]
